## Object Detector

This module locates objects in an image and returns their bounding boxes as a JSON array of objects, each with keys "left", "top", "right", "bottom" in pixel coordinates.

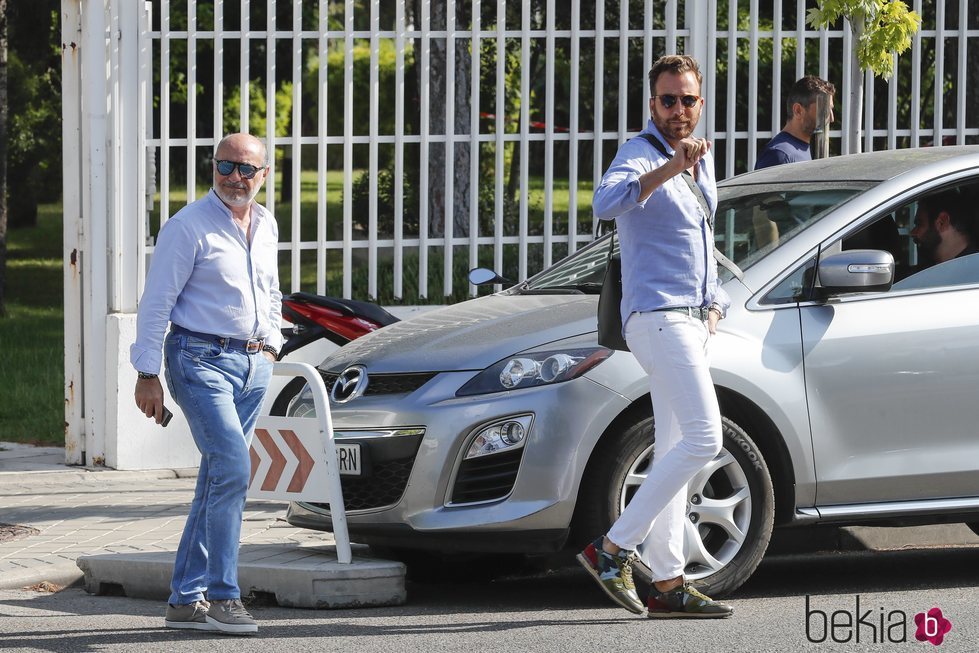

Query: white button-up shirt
[{"left": 130, "top": 189, "right": 283, "bottom": 374}]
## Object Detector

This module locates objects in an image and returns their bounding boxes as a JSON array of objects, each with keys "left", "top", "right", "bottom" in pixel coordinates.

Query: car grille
[
  {"left": 310, "top": 455, "right": 414, "bottom": 512},
  {"left": 450, "top": 448, "right": 524, "bottom": 504},
  {"left": 319, "top": 371, "right": 436, "bottom": 396}
]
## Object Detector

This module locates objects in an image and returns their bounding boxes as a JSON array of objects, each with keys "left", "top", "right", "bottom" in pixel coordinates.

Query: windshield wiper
[{"left": 517, "top": 282, "right": 602, "bottom": 295}]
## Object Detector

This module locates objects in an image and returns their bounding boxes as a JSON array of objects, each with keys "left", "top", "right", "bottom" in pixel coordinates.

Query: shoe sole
[
  {"left": 164, "top": 620, "right": 216, "bottom": 631},
  {"left": 205, "top": 615, "right": 259, "bottom": 635},
  {"left": 575, "top": 552, "right": 645, "bottom": 615},
  {"left": 647, "top": 609, "right": 734, "bottom": 619}
]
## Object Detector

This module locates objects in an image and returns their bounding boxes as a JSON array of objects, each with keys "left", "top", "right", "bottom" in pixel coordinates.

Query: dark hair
[
  {"left": 919, "top": 188, "right": 973, "bottom": 236},
  {"left": 648, "top": 55, "right": 702, "bottom": 95},
  {"left": 785, "top": 75, "right": 835, "bottom": 115}
]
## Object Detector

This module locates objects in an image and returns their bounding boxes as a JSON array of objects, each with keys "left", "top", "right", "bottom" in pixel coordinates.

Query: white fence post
[{"left": 62, "top": 0, "right": 84, "bottom": 465}]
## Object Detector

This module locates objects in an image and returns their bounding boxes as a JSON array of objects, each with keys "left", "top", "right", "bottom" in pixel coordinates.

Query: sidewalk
[{"left": 0, "top": 442, "right": 405, "bottom": 607}]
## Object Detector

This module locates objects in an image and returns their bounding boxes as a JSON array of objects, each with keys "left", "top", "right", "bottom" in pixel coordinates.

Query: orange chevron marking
[
  {"left": 255, "top": 428, "right": 286, "bottom": 491},
  {"left": 279, "top": 429, "right": 315, "bottom": 492},
  {"left": 248, "top": 445, "right": 260, "bottom": 488}
]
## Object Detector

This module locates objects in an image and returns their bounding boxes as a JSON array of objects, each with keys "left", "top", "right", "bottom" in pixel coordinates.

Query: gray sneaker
[
  {"left": 164, "top": 600, "right": 214, "bottom": 631},
  {"left": 205, "top": 598, "right": 258, "bottom": 635}
]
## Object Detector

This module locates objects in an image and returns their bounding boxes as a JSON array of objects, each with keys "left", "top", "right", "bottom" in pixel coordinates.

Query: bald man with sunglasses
[
  {"left": 578, "top": 55, "right": 733, "bottom": 619},
  {"left": 131, "top": 133, "right": 282, "bottom": 635}
]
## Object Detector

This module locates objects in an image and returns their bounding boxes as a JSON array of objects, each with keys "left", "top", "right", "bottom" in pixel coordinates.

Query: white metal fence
[
  {"left": 140, "top": 0, "right": 978, "bottom": 303},
  {"left": 62, "top": 0, "right": 977, "bottom": 465}
]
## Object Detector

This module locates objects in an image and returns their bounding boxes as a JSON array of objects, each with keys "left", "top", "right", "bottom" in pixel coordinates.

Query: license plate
[{"left": 336, "top": 443, "right": 361, "bottom": 476}]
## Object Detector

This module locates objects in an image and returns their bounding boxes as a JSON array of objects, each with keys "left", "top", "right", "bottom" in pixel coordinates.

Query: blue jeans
[{"left": 163, "top": 332, "right": 273, "bottom": 605}]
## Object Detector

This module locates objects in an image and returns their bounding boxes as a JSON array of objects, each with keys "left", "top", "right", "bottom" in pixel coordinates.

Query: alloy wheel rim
[{"left": 618, "top": 443, "right": 753, "bottom": 581}]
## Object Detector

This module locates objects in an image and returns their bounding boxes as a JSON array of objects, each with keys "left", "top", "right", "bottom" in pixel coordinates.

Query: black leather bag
[{"left": 597, "top": 234, "right": 629, "bottom": 351}]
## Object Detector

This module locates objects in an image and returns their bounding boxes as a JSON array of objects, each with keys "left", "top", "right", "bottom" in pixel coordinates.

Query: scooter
[
  {"left": 268, "top": 292, "right": 400, "bottom": 415},
  {"left": 267, "top": 268, "right": 502, "bottom": 414}
]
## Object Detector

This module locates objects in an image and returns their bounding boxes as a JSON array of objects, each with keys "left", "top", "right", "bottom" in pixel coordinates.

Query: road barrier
[{"left": 248, "top": 362, "right": 351, "bottom": 564}]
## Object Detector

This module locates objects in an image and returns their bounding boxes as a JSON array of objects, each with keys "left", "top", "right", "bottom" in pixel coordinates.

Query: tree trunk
[
  {"left": 0, "top": 0, "right": 8, "bottom": 317},
  {"left": 846, "top": 17, "right": 864, "bottom": 154},
  {"left": 427, "top": 0, "right": 471, "bottom": 239}
]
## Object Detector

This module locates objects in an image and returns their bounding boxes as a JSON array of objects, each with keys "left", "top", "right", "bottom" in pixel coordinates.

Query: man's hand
[
  {"left": 262, "top": 351, "right": 276, "bottom": 364},
  {"left": 707, "top": 308, "right": 721, "bottom": 335},
  {"left": 135, "top": 376, "right": 166, "bottom": 424},
  {"left": 672, "top": 137, "right": 711, "bottom": 171}
]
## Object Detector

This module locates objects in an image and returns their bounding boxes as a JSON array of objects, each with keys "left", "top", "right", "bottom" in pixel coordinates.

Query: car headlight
[{"left": 456, "top": 347, "right": 612, "bottom": 397}]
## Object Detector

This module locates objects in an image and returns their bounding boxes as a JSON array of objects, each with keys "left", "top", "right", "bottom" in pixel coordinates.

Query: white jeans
[{"left": 607, "top": 310, "right": 722, "bottom": 582}]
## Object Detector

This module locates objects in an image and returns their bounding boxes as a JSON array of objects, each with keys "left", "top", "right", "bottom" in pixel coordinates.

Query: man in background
[{"left": 756, "top": 75, "right": 835, "bottom": 169}]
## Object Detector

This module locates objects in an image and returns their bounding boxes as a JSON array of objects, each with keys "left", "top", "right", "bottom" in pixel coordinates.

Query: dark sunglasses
[
  {"left": 214, "top": 159, "right": 265, "bottom": 179},
  {"left": 653, "top": 94, "right": 702, "bottom": 109}
]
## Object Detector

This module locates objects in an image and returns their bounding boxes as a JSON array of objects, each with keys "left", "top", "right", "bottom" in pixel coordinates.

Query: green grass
[{"left": 0, "top": 205, "right": 65, "bottom": 445}]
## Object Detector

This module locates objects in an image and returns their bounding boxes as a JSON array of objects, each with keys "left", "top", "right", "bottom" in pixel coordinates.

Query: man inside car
[{"left": 910, "top": 189, "right": 978, "bottom": 267}]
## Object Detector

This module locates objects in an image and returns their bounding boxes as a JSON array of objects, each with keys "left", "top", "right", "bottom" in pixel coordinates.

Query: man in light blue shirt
[
  {"left": 132, "top": 133, "right": 282, "bottom": 635},
  {"left": 577, "top": 55, "right": 733, "bottom": 620}
]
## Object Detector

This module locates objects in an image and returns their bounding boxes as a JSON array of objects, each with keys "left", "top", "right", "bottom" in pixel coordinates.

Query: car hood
[{"left": 318, "top": 293, "right": 598, "bottom": 373}]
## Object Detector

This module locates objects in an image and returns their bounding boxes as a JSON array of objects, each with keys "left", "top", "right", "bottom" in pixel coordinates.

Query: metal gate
[{"left": 62, "top": 0, "right": 977, "bottom": 467}]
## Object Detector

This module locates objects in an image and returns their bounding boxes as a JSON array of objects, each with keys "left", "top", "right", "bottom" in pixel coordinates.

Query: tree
[
  {"left": 807, "top": 0, "right": 921, "bottom": 154},
  {"left": 0, "top": 0, "right": 7, "bottom": 317}
]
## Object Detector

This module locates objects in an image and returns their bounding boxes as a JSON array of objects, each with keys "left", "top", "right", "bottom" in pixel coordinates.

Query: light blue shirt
[
  {"left": 593, "top": 120, "right": 730, "bottom": 326},
  {"left": 130, "top": 189, "right": 283, "bottom": 374}
]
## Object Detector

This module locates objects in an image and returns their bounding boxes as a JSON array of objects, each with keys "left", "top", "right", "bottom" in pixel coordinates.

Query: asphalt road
[{"left": 1, "top": 547, "right": 978, "bottom": 653}]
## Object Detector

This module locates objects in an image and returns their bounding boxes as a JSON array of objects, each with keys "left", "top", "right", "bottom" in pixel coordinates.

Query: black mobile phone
[{"left": 161, "top": 406, "right": 174, "bottom": 427}]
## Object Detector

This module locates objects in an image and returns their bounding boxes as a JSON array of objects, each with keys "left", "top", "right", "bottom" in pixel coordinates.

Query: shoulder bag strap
[{"left": 637, "top": 133, "right": 743, "bottom": 282}]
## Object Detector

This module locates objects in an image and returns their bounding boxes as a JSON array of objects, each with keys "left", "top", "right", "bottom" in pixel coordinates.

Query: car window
[
  {"left": 714, "top": 183, "right": 868, "bottom": 281},
  {"left": 839, "top": 180, "right": 979, "bottom": 293},
  {"left": 522, "top": 182, "right": 869, "bottom": 293},
  {"left": 892, "top": 252, "right": 979, "bottom": 290}
]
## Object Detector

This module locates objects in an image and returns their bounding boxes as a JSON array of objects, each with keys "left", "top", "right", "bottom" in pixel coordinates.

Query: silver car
[{"left": 285, "top": 146, "right": 979, "bottom": 595}]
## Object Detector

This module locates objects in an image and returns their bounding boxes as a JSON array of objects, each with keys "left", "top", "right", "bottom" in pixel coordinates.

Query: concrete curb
[
  {"left": 0, "top": 562, "right": 85, "bottom": 591},
  {"left": 0, "top": 467, "right": 199, "bottom": 486},
  {"left": 77, "top": 543, "right": 407, "bottom": 609}
]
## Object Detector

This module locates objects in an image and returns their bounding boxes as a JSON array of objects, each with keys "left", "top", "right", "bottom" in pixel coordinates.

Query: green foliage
[
  {"left": 807, "top": 0, "right": 921, "bottom": 79},
  {"left": 317, "top": 40, "right": 408, "bottom": 168},
  {"left": 6, "top": 5, "right": 62, "bottom": 226},
  {"left": 0, "top": 205, "right": 64, "bottom": 445},
  {"left": 223, "top": 82, "right": 295, "bottom": 139}
]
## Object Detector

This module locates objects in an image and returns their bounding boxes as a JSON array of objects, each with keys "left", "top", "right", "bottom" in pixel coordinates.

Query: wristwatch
[
  {"left": 708, "top": 303, "right": 723, "bottom": 319},
  {"left": 136, "top": 371, "right": 158, "bottom": 380}
]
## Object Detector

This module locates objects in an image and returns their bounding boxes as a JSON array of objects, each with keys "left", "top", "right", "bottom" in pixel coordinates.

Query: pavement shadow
[{"left": 735, "top": 546, "right": 979, "bottom": 599}]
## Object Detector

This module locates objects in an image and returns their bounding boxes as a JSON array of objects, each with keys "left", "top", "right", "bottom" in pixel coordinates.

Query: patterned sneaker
[
  {"left": 205, "top": 598, "right": 259, "bottom": 635},
  {"left": 164, "top": 600, "right": 214, "bottom": 631},
  {"left": 576, "top": 537, "right": 645, "bottom": 614},
  {"left": 647, "top": 583, "right": 734, "bottom": 619}
]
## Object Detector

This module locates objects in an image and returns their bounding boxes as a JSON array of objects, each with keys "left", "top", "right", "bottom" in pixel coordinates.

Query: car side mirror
[
  {"left": 468, "top": 267, "right": 511, "bottom": 286},
  {"left": 816, "top": 249, "right": 894, "bottom": 296}
]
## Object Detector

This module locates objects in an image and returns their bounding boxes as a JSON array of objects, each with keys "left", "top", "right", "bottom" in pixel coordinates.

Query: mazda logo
[{"left": 331, "top": 365, "right": 369, "bottom": 403}]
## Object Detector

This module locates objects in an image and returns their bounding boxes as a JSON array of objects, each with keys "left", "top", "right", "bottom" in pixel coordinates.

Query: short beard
[
  {"left": 215, "top": 182, "right": 261, "bottom": 208},
  {"left": 652, "top": 113, "right": 695, "bottom": 142},
  {"left": 914, "top": 227, "right": 941, "bottom": 263}
]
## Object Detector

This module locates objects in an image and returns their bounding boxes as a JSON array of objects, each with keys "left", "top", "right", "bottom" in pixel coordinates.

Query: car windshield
[{"left": 518, "top": 181, "right": 871, "bottom": 292}]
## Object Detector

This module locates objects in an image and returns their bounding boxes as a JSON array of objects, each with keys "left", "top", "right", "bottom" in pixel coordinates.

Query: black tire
[
  {"left": 572, "top": 414, "right": 774, "bottom": 597},
  {"left": 269, "top": 377, "right": 308, "bottom": 417}
]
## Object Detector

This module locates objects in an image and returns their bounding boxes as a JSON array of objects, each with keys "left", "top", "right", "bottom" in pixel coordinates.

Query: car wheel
[{"left": 574, "top": 414, "right": 774, "bottom": 597}]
